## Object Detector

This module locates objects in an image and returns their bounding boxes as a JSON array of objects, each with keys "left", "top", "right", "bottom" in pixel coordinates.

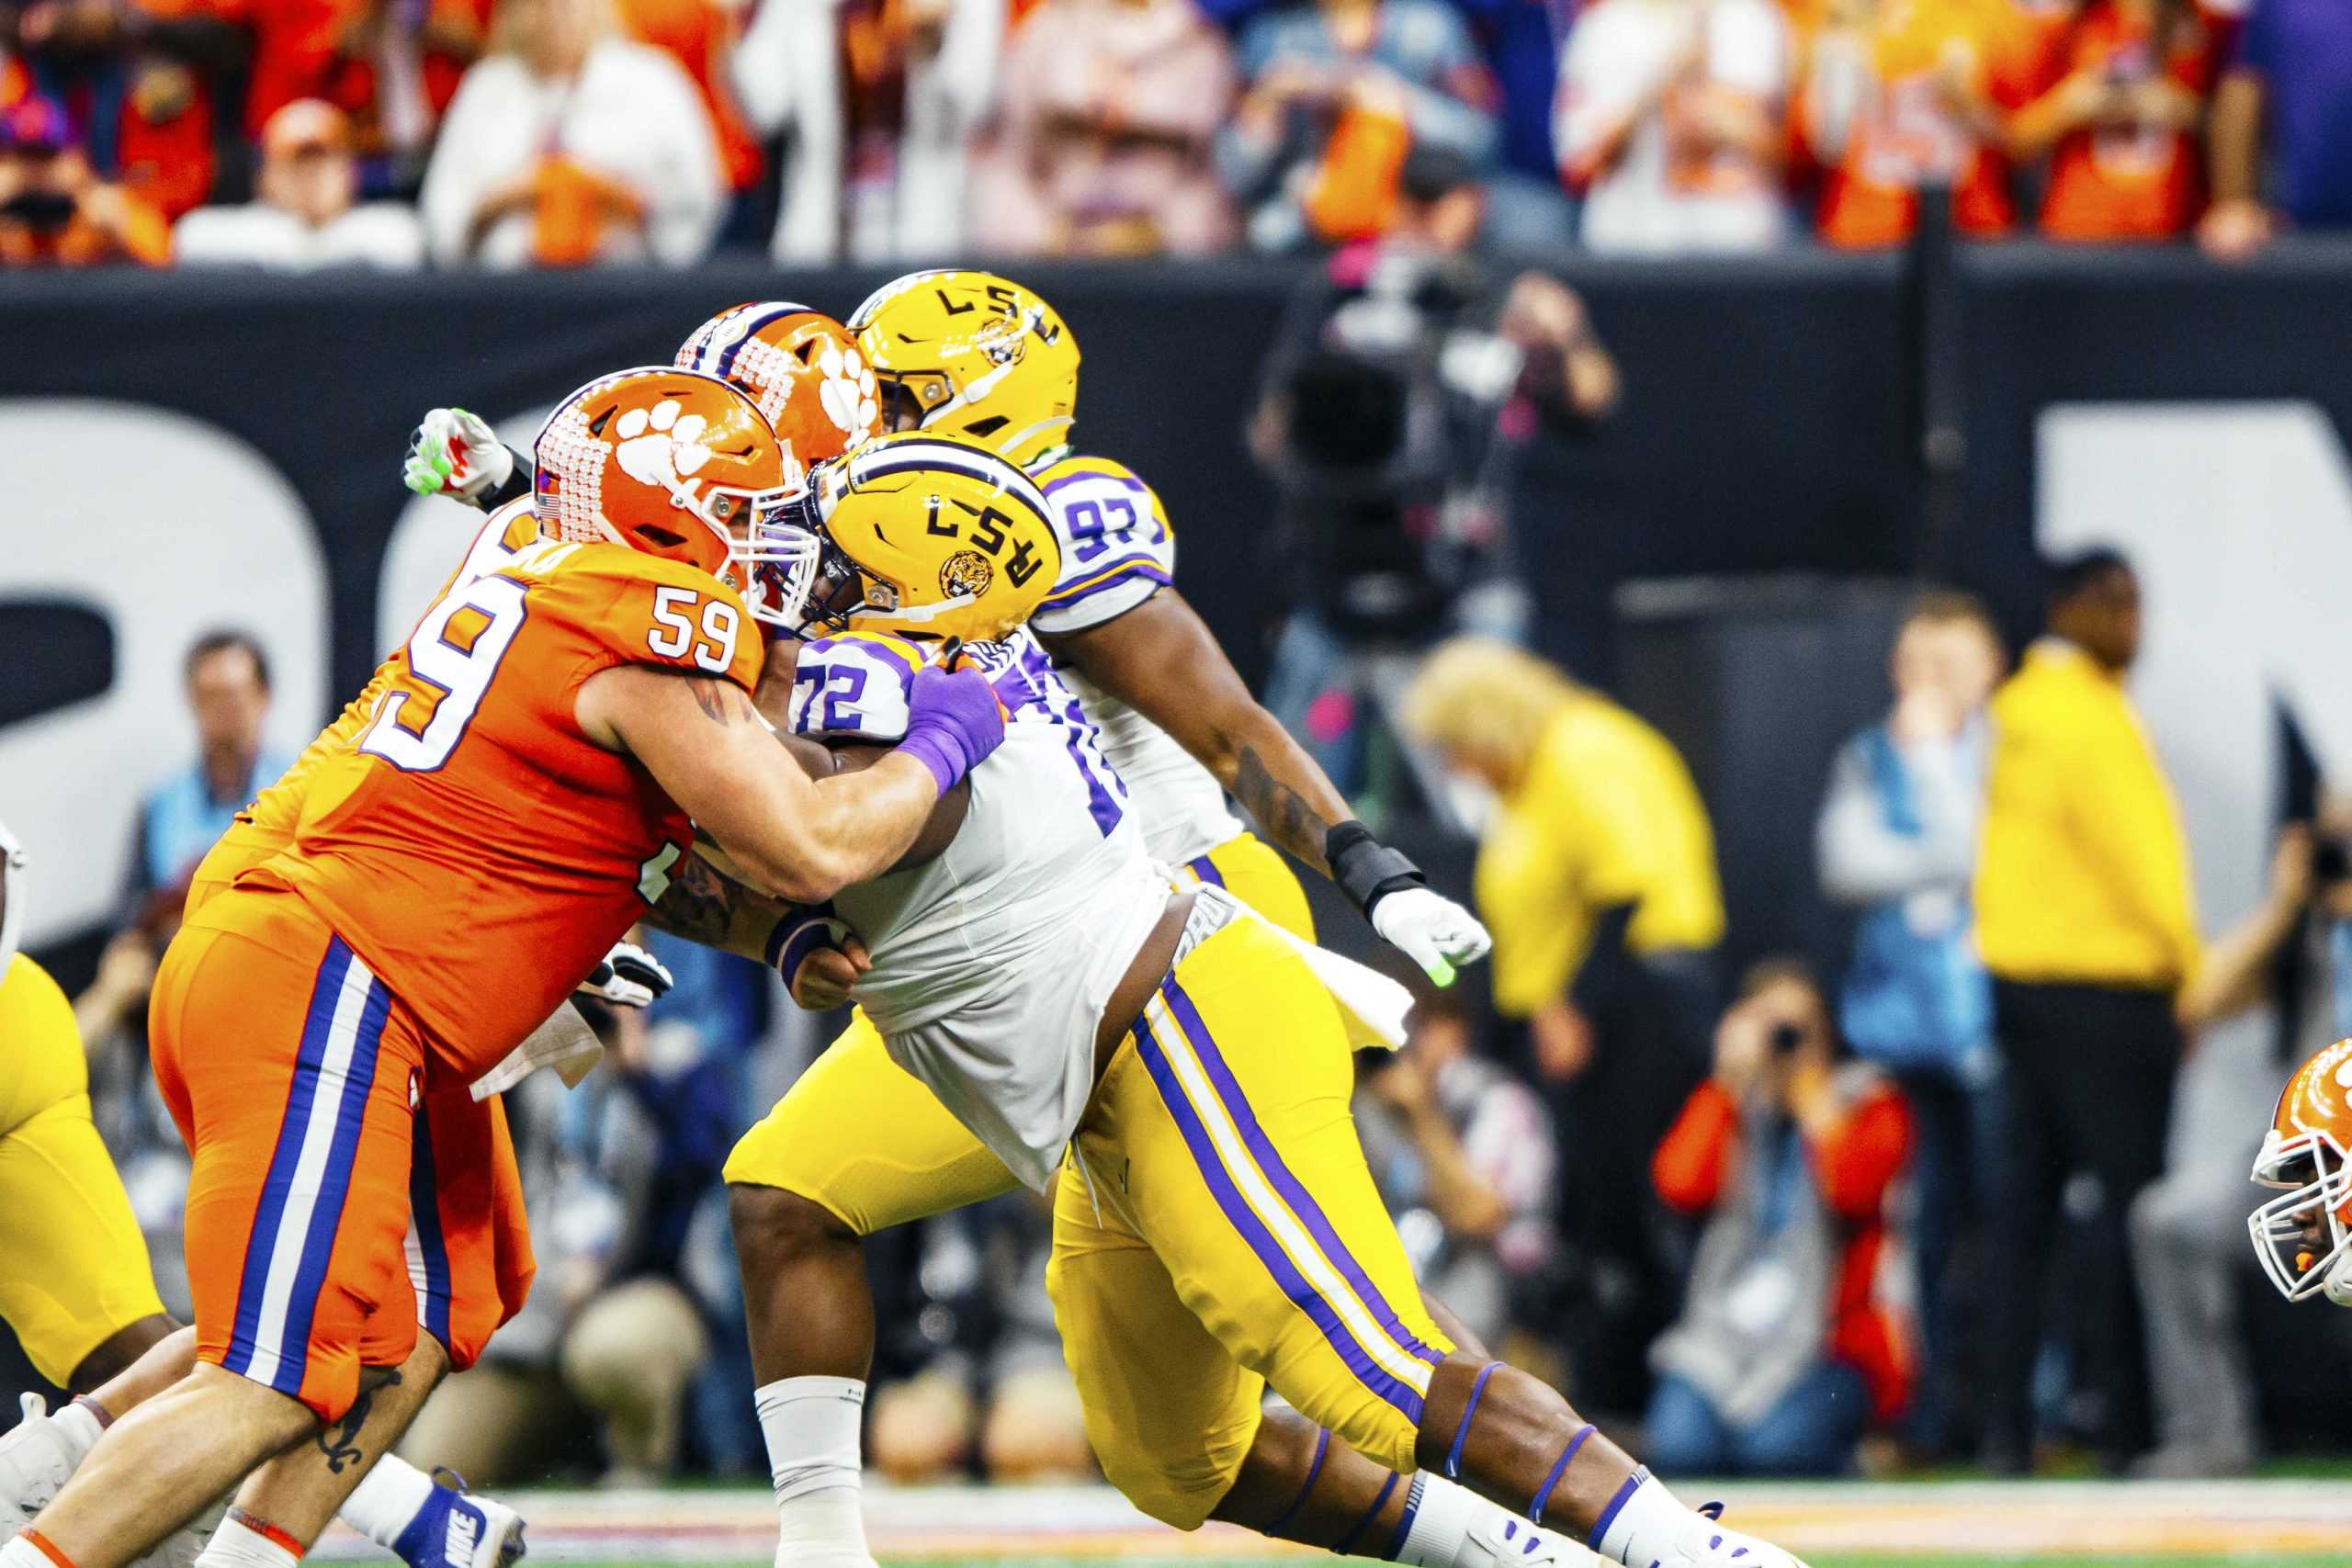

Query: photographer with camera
[
  {"left": 2129, "top": 802, "right": 2352, "bottom": 1476},
  {"left": 0, "top": 94, "right": 168, "bottom": 265},
  {"left": 1250, "top": 144, "right": 1615, "bottom": 795},
  {"left": 1644, "top": 959, "right": 1915, "bottom": 1477}
]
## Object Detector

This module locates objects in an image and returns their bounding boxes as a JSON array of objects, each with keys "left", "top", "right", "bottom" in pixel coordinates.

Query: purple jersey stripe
[
  {"left": 1019, "top": 639, "right": 1125, "bottom": 836},
  {"left": 224, "top": 939, "right": 352, "bottom": 1381},
  {"left": 1130, "top": 1006, "right": 1428, "bottom": 1422},
  {"left": 1042, "top": 558, "right": 1172, "bottom": 608},
  {"left": 1159, "top": 976, "right": 1445, "bottom": 1371},
  {"left": 1042, "top": 467, "right": 1151, "bottom": 498},
  {"left": 409, "top": 1097, "right": 453, "bottom": 1354},
  {"left": 1587, "top": 1465, "right": 1650, "bottom": 1552},
  {"left": 276, "top": 955, "right": 390, "bottom": 1395}
]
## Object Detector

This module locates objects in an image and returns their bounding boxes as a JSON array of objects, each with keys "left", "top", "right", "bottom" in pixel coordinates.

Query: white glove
[
  {"left": 403, "top": 407, "right": 513, "bottom": 504},
  {"left": 1370, "top": 886, "right": 1492, "bottom": 988},
  {"left": 575, "top": 940, "right": 675, "bottom": 1010}
]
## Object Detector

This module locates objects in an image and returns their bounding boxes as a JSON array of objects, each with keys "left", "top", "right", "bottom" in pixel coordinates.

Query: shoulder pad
[
  {"left": 1031, "top": 455, "right": 1175, "bottom": 636},
  {"left": 524, "top": 541, "right": 763, "bottom": 690},
  {"left": 787, "top": 631, "right": 927, "bottom": 741}
]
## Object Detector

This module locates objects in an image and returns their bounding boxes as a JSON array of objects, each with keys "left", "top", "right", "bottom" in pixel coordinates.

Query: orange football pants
[{"left": 152, "top": 886, "right": 529, "bottom": 1422}]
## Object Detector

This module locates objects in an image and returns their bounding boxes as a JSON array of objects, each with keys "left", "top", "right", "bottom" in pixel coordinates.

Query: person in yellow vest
[
  {"left": 1400, "top": 637, "right": 1725, "bottom": 1402},
  {"left": 1973, "top": 546, "right": 2199, "bottom": 1473}
]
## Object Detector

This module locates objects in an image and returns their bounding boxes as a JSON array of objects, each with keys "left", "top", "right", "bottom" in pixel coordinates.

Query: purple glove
[{"left": 897, "top": 664, "right": 1007, "bottom": 795}]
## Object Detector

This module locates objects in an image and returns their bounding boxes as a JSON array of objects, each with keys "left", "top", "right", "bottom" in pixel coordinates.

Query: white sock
[
  {"left": 336, "top": 1457, "right": 437, "bottom": 1551},
  {"left": 1589, "top": 1469, "right": 1686, "bottom": 1566},
  {"left": 1396, "top": 1473, "right": 1473, "bottom": 1566},
  {"left": 754, "top": 1376, "right": 870, "bottom": 1567},
  {"left": 2, "top": 1535, "right": 62, "bottom": 1568},
  {"left": 195, "top": 1512, "right": 301, "bottom": 1568},
  {"left": 50, "top": 1404, "right": 103, "bottom": 1471}
]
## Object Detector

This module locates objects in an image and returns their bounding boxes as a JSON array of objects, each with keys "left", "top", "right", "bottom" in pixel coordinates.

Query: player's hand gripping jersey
[
  {"left": 225, "top": 530, "right": 763, "bottom": 1082},
  {"left": 787, "top": 630, "right": 1166, "bottom": 1190}
]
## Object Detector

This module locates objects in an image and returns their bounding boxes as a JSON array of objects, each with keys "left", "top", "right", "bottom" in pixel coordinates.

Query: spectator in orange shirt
[
  {"left": 0, "top": 92, "right": 169, "bottom": 262},
  {"left": 3, "top": 0, "right": 235, "bottom": 216},
  {"left": 614, "top": 0, "right": 760, "bottom": 194},
  {"left": 1795, "top": 0, "right": 2042, "bottom": 247},
  {"left": 1644, "top": 959, "right": 1915, "bottom": 1477},
  {"left": 2010, "top": 0, "right": 2212, "bottom": 241},
  {"left": 216, "top": 0, "right": 486, "bottom": 178}
]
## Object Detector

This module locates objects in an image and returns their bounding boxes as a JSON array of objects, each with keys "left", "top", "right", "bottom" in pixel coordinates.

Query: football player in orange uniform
[
  {"left": 3, "top": 367, "right": 1007, "bottom": 1568},
  {"left": 2251, "top": 1037, "right": 2352, "bottom": 1307}
]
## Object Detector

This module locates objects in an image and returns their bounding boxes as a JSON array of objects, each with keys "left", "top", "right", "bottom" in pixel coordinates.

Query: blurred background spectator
[
  {"left": 1399, "top": 636, "right": 1721, "bottom": 1410},
  {"left": 418, "top": 0, "right": 722, "bottom": 267},
  {"left": 1214, "top": 0, "right": 1497, "bottom": 253},
  {"left": 1555, "top": 0, "right": 1793, "bottom": 254},
  {"left": 0, "top": 92, "right": 167, "bottom": 263},
  {"left": 126, "top": 631, "right": 291, "bottom": 921},
  {"left": 1793, "top": 0, "right": 2040, "bottom": 249},
  {"left": 175, "top": 96, "right": 422, "bottom": 265},
  {"left": 2198, "top": 0, "right": 2352, "bottom": 261},
  {"left": 2010, "top": 0, "right": 2214, "bottom": 243},
  {"left": 1815, "top": 590, "right": 2003, "bottom": 1459},
  {"left": 967, "top": 0, "right": 1238, "bottom": 257},
  {"left": 1358, "top": 989, "right": 1559, "bottom": 1351},
  {"left": 730, "top": 0, "right": 1003, "bottom": 263},
  {"left": 1974, "top": 546, "right": 2199, "bottom": 1472},
  {"left": 1646, "top": 959, "right": 1913, "bottom": 1477},
  {"left": 2132, "top": 799, "right": 2352, "bottom": 1477}
]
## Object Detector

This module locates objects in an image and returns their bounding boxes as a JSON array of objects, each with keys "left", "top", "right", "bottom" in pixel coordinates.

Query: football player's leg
[
  {"left": 218, "top": 1091, "right": 527, "bottom": 1568},
  {"left": 723, "top": 1010, "right": 1018, "bottom": 1568},
  {"left": 19, "top": 915, "right": 424, "bottom": 1568},
  {"left": 1053, "top": 1071, "right": 1595, "bottom": 1568},
  {"left": 0, "top": 957, "right": 173, "bottom": 1399},
  {"left": 1109, "top": 918, "right": 1805, "bottom": 1568}
]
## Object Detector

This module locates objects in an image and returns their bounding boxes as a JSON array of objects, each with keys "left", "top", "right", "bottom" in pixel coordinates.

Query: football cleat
[
  {"left": 1648, "top": 1502, "right": 1811, "bottom": 1568},
  {"left": 1464, "top": 1515, "right": 1594, "bottom": 1566},
  {"left": 391, "top": 1469, "right": 526, "bottom": 1568},
  {"left": 0, "top": 1394, "right": 75, "bottom": 1538}
]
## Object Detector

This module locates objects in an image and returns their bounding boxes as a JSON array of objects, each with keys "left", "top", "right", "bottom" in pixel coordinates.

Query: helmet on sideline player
[
  {"left": 846, "top": 270, "right": 1080, "bottom": 470},
  {"left": 534, "top": 366, "right": 817, "bottom": 626},
  {"left": 771, "top": 433, "right": 1062, "bottom": 646},
  {"left": 2251, "top": 1036, "right": 2352, "bottom": 1305},
  {"left": 674, "top": 300, "right": 885, "bottom": 485}
]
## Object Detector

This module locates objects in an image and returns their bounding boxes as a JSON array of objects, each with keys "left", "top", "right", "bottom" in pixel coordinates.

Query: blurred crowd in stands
[
  {"left": 1, "top": 0, "right": 2347, "bottom": 268},
  {"left": 41, "top": 533, "right": 2352, "bottom": 1488}
]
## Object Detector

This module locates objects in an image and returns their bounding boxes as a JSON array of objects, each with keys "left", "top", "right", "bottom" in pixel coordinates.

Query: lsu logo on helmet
[
  {"left": 772, "top": 433, "right": 1063, "bottom": 646},
  {"left": 847, "top": 270, "right": 1080, "bottom": 470}
]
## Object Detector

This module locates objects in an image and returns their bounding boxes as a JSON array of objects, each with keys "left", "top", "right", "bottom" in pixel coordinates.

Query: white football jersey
[
  {"left": 1026, "top": 454, "right": 1248, "bottom": 870},
  {"left": 788, "top": 631, "right": 1170, "bottom": 1190}
]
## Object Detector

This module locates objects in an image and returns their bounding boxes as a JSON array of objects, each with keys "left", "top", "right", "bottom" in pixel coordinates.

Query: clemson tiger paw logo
[
  {"left": 817, "top": 345, "right": 880, "bottom": 439},
  {"left": 613, "top": 399, "right": 713, "bottom": 488},
  {"left": 939, "top": 549, "right": 993, "bottom": 600}
]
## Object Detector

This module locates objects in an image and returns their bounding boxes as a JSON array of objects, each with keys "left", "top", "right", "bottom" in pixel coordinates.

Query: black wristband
[
  {"left": 1326, "top": 820, "right": 1425, "bottom": 918},
  {"left": 480, "top": 445, "right": 533, "bottom": 512}
]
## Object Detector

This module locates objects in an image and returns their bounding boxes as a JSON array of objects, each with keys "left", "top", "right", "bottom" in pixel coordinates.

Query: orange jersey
[
  {"left": 189, "top": 501, "right": 548, "bottom": 914},
  {"left": 2033, "top": 3, "right": 2212, "bottom": 242},
  {"left": 231, "top": 526, "right": 763, "bottom": 1081},
  {"left": 1802, "top": 0, "right": 2041, "bottom": 249}
]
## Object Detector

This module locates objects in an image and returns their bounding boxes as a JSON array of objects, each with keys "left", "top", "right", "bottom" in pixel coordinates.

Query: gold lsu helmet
[
  {"left": 847, "top": 269, "right": 1080, "bottom": 470},
  {"left": 775, "top": 432, "right": 1064, "bottom": 646}
]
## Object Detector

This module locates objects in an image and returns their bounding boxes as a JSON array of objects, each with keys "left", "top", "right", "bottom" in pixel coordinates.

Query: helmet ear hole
[{"left": 966, "top": 415, "right": 1009, "bottom": 438}]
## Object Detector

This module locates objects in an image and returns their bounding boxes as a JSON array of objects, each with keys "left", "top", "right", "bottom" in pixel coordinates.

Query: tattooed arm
[
  {"left": 645, "top": 846, "right": 797, "bottom": 963},
  {"left": 575, "top": 667, "right": 947, "bottom": 904},
  {"left": 1043, "top": 588, "right": 1351, "bottom": 873}
]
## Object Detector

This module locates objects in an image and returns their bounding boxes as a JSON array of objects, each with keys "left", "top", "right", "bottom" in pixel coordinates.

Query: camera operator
[
  {"left": 2131, "top": 803, "right": 2352, "bottom": 1476},
  {"left": 1645, "top": 959, "right": 1915, "bottom": 1477},
  {"left": 1250, "top": 144, "right": 1616, "bottom": 792}
]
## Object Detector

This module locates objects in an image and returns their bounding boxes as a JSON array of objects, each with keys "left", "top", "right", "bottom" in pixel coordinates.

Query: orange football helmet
[
  {"left": 534, "top": 366, "right": 817, "bottom": 626},
  {"left": 2251, "top": 1036, "right": 2352, "bottom": 1304},
  {"left": 674, "top": 301, "right": 882, "bottom": 491}
]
